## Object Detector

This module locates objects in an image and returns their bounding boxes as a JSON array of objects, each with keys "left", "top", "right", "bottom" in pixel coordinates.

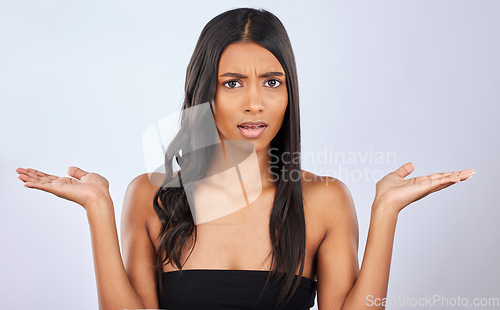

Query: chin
[{"left": 221, "top": 137, "right": 269, "bottom": 154}]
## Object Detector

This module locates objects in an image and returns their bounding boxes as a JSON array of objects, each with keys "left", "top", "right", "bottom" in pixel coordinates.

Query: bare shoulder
[
  {"left": 121, "top": 172, "right": 165, "bottom": 224},
  {"left": 125, "top": 173, "right": 164, "bottom": 204},
  {"left": 300, "top": 169, "right": 358, "bottom": 231}
]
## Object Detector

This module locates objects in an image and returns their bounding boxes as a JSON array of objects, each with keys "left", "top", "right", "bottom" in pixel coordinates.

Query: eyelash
[{"left": 222, "top": 78, "right": 283, "bottom": 89}]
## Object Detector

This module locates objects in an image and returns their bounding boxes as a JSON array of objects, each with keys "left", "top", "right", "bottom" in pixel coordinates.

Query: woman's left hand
[{"left": 374, "top": 162, "right": 474, "bottom": 214}]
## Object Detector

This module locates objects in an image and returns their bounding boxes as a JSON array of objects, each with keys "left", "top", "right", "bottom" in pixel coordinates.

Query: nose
[{"left": 243, "top": 83, "right": 263, "bottom": 113}]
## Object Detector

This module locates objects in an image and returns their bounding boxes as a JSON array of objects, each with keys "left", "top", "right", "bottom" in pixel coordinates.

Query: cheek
[
  {"left": 274, "top": 95, "right": 288, "bottom": 123},
  {"left": 212, "top": 102, "right": 235, "bottom": 132},
  {"left": 266, "top": 106, "right": 288, "bottom": 140},
  {"left": 213, "top": 91, "right": 226, "bottom": 119},
  {"left": 276, "top": 87, "right": 288, "bottom": 109}
]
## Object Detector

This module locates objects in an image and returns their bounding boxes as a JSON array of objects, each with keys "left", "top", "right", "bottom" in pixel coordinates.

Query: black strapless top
[{"left": 158, "top": 269, "right": 317, "bottom": 310}]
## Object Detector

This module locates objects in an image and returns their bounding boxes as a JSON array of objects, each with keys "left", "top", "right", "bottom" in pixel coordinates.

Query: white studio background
[{"left": 1, "top": 1, "right": 499, "bottom": 309}]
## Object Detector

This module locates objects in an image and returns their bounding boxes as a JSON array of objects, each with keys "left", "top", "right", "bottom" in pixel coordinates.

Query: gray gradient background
[{"left": 1, "top": 1, "right": 499, "bottom": 309}]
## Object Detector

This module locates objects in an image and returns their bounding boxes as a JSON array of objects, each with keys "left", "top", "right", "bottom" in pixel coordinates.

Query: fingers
[
  {"left": 393, "top": 162, "right": 415, "bottom": 178},
  {"left": 16, "top": 168, "right": 54, "bottom": 179},
  {"left": 413, "top": 169, "right": 475, "bottom": 185},
  {"left": 416, "top": 169, "right": 475, "bottom": 194},
  {"left": 16, "top": 168, "right": 58, "bottom": 184},
  {"left": 67, "top": 166, "right": 88, "bottom": 180},
  {"left": 15, "top": 168, "right": 58, "bottom": 193},
  {"left": 16, "top": 167, "right": 90, "bottom": 182},
  {"left": 458, "top": 169, "right": 475, "bottom": 181},
  {"left": 427, "top": 173, "right": 460, "bottom": 188},
  {"left": 413, "top": 172, "right": 459, "bottom": 184},
  {"left": 23, "top": 179, "right": 57, "bottom": 191}
]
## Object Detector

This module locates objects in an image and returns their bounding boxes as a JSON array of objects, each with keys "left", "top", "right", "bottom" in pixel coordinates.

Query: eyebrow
[{"left": 219, "top": 72, "right": 285, "bottom": 78}]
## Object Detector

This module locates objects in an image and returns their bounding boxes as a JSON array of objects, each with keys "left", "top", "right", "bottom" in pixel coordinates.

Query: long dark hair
[{"left": 153, "top": 8, "right": 305, "bottom": 307}]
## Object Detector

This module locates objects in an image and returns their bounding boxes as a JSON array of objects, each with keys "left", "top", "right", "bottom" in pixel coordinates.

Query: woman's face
[{"left": 212, "top": 41, "right": 288, "bottom": 152}]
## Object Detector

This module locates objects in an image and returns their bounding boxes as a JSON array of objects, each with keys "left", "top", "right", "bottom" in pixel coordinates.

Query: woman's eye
[
  {"left": 223, "top": 80, "right": 242, "bottom": 89},
  {"left": 265, "top": 78, "right": 282, "bottom": 88}
]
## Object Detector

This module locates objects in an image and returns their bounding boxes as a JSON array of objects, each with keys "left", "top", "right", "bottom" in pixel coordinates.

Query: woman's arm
[
  {"left": 315, "top": 163, "right": 473, "bottom": 310},
  {"left": 86, "top": 198, "right": 146, "bottom": 309},
  {"left": 120, "top": 174, "right": 161, "bottom": 308},
  {"left": 16, "top": 167, "right": 155, "bottom": 310},
  {"left": 340, "top": 201, "right": 398, "bottom": 310}
]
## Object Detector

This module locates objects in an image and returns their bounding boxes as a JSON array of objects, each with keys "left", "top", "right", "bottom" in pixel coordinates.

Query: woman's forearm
[
  {"left": 86, "top": 198, "right": 144, "bottom": 310},
  {"left": 342, "top": 201, "right": 399, "bottom": 310}
]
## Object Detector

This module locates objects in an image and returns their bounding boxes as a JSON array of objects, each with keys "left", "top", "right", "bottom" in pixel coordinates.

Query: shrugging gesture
[
  {"left": 339, "top": 162, "right": 474, "bottom": 310},
  {"left": 16, "top": 166, "right": 148, "bottom": 310}
]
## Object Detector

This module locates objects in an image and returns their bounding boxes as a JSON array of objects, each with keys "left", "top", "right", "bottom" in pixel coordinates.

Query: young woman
[{"left": 15, "top": 8, "right": 473, "bottom": 310}]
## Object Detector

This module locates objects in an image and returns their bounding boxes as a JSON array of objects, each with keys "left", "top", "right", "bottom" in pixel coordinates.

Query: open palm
[
  {"left": 16, "top": 166, "right": 111, "bottom": 208},
  {"left": 375, "top": 162, "right": 474, "bottom": 213}
]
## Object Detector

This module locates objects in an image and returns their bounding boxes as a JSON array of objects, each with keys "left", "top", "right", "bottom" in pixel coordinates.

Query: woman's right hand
[{"left": 16, "top": 166, "right": 111, "bottom": 209}]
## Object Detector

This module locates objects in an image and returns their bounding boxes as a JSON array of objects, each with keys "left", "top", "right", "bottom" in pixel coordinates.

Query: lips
[
  {"left": 237, "top": 121, "right": 268, "bottom": 138},
  {"left": 238, "top": 121, "right": 267, "bottom": 127}
]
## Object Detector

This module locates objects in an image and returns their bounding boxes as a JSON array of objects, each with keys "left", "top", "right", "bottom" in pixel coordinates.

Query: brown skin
[
  {"left": 208, "top": 41, "right": 288, "bottom": 192},
  {"left": 15, "top": 41, "right": 474, "bottom": 310}
]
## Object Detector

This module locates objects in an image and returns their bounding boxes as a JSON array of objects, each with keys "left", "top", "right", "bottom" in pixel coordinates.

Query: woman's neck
[
  {"left": 182, "top": 139, "right": 275, "bottom": 224},
  {"left": 204, "top": 139, "right": 275, "bottom": 195}
]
